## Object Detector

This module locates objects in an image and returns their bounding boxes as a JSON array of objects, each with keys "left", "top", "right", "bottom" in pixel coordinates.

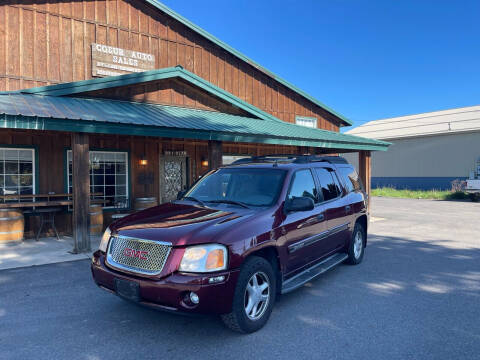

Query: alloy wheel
[
  {"left": 353, "top": 230, "right": 363, "bottom": 259},
  {"left": 244, "top": 271, "right": 270, "bottom": 321}
]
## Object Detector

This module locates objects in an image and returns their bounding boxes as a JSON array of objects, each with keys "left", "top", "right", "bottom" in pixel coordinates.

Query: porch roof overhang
[
  {"left": 16, "top": 66, "right": 283, "bottom": 124},
  {"left": 0, "top": 93, "right": 389, "bottom": 152}
]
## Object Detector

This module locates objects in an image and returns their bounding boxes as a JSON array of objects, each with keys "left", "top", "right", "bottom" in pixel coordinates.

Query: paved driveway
[{"left": 0, "top": 197, "right": 479, "bottom": 360}]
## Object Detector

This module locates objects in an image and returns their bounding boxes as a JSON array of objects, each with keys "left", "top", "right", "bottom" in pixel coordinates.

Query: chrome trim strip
[
  {"left": 288, "top": 222, "right": 350, "bottom": 253},
  {"left": 288, "top": 230, "right": 329, "bottom": 253},
  {"left": 328, "top": 222, "right": 349, "bottom": 236},
  {"left": 105, "top": 235, "right": 172, "bottom": 276},
  {"left": 109, "top": 234, "right": 172, "bottom": 246}
]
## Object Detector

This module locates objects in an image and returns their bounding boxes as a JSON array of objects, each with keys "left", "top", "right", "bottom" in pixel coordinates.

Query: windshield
[{"left": 184, "top": 168, "right": 287, "bottom": 207}]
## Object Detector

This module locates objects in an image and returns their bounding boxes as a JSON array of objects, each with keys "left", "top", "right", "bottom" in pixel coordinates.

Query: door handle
[
  {"left": 297, "top": 213, "right": 325, "bottom": 229},
  {"left": 345, "top": 205, "right": 351, "bottom": 213}
]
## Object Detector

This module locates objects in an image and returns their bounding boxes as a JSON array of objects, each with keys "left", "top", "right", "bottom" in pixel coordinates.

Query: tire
[
  {"left": 221, "top": 256, "right": 276, "bottom": 333},
  {"left": 469, "top": 193, "right": 480, "bottom": 202},
  {"left": 346, "top": 222, "right": 366, "bottom": 265}
]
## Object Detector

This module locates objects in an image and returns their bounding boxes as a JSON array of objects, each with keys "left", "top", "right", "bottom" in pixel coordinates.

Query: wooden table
[
  {"left": 0, "top": 193, "right": 105, "bottom": 209},
  {"left": 0, "top": 201, "right": 72, "bottom": 209},
  {"left": 0, "top": 199, "right": 105, "bottom": 209}
]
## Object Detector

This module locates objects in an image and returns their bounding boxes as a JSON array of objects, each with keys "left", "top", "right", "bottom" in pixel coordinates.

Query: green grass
[{"left": 371, "top": 187, "right": 470, "bottom": 201}]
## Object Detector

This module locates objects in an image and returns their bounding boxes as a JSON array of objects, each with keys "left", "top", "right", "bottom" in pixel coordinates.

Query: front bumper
[{"left": 91, "top": 251, "right": 239, "bottom": 314}]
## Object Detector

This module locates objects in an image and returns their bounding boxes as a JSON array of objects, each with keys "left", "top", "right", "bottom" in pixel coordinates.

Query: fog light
[
  {"left": 208, "top": 275, "right": 225, "bottom": 284},
  {"left": 189, "top": 292, "right": 199, "bottom": 304}
]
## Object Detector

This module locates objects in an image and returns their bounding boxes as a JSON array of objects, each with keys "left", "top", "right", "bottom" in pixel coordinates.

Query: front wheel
[
  {"left": 346, "top": 222, "right": 366, "bottom": 265},
  {"left": 221, "top": 256, "right": 276, "bottom": 333}
]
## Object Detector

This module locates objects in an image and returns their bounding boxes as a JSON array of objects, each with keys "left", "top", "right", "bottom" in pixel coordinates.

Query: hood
[{"left": 109, "top": 202, "right": 253, "bottom": 246}]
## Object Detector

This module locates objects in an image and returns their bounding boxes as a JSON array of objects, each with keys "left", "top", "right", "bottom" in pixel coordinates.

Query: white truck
[{"left": 466, "top": 158, "right": 480, "bottom": 201}]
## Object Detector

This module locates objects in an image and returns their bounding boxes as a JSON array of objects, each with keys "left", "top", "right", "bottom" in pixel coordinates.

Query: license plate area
[{"left": 114, "top": 278, "right": 140, "bottom": 302}]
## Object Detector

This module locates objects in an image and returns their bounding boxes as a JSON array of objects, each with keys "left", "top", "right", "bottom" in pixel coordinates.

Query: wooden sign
[
  {"left": 91, "top": 43, "right": 156, "bottom": 77},
  {"left": 164, "top": 150, "right": 187, "bottom": 157}
]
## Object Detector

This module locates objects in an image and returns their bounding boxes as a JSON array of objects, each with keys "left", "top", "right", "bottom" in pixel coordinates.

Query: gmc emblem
[{"left": 124, "top": 247, "right": 149, "bottom": 260}]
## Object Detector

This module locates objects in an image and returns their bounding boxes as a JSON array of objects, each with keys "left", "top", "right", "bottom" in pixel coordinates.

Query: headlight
[
  {"left": 179, "top": 244, "right": 228, "bottom": 273},
  {"left": 99, "top": 227, "right": 111, "bottom": 252}
]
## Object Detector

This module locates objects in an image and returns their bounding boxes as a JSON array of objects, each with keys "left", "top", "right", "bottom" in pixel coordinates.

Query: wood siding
[
  {"left": 80, "top": 78, "right": 252, "bottom": 116},
  {"left": 0, "top": 0, "right": 340, "bottom": 131}
]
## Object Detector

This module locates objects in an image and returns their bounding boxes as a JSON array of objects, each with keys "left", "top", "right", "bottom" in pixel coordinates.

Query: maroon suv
[{"left": 91, "top": 155, "right": 368, "bottom": 333}]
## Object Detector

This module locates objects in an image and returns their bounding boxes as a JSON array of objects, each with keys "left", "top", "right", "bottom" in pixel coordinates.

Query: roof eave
[{"left": 0, "top": 113, "right": 387, "bottom": 151}]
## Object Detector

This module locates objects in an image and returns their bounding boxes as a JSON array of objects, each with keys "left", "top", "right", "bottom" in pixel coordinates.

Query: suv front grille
[{"left": 106, "top": 235, "right": 171, "bottom": 276}]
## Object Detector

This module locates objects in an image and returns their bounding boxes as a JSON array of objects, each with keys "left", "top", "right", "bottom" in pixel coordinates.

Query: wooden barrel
[
  {"left": 89, "top": 204, "right": 104, "bottom": 235},
  {"left": 134, "top": 197, "right": 158, "bottom": 211},
  {"left": 0, "top": 209, "right": 24, "bottom": 243}
]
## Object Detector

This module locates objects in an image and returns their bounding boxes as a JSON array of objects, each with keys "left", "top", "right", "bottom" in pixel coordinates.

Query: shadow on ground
[{"left": 0, "top": 233, "right": 479, "bottom": 360}]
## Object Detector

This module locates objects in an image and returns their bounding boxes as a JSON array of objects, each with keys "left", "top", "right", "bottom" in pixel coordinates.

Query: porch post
[
  {"left": 208, "top": 140, "right": 222, "bottom": 170},
  {"left": 358, "top": 150, "right": 372, "bottom": 212},
  {"left": 71, "top": 132, "right": 91, "bottom": 253}
]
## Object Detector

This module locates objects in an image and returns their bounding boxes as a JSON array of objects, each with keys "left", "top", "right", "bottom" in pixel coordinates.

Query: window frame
[
  {"left": 65, "top": 148, "right": 131, "bottom": 210},
  {"left": 221, "top": 154, "right": 251, "bottom": 165},
  {"left": 285, "top": 168, "right": 320, "bottom": 205},
  {"left": 312, "top": 166, "right": 345, "bottom": 204},
  {"left": 0, "top": 145, "right": 39, "bottom": 198}
]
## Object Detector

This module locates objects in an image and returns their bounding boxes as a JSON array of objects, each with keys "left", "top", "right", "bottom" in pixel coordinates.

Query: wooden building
[{"left": 0, "top": 0, "right": 388, "bottom": 251}]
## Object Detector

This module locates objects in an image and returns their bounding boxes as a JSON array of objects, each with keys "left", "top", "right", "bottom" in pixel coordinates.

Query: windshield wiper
[
  {"left": 181, "top": 196, "right": 206, "bottom": 207},
  {"left": 207, "top": 199, "right": 250, "bottom": 209}
]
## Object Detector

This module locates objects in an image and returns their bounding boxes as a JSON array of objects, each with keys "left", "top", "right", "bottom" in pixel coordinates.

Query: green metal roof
[
  {"left": 0, "top": 94, "right": 388, "bottom": 151},
  {"left": 143, "top": 1, "right": 353, "bottom": 126},
  {"left": 19, "top": 66, "right": 282, "bottom": 123}
]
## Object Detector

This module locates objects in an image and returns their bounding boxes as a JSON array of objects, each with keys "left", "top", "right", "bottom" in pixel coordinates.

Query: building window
[
  {"left": 295, "top": 116, "right": 317, "bottom": 128},
  {"left": 67, "top": 150, "right": 128, "bottom": 209},
  {"left": 0, "top": 148, "right": 35, "bottom": 199},
  {"left": 222, "top": 155, "right": 250, "bottom": 165}
]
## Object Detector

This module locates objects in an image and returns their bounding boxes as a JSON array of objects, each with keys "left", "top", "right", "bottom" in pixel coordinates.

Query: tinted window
[
  {"left": 331, "top": 171, "right": 343, "bottom": 194},
  {"left": 186, "top": 168, "right": 286, "bottom": 206},
  {"left": 287, "top": 169, "right": 318, "bottom": 203},
  {"left": 314, "top": 168, "right": 340, "bottom": 201},
  {"left": 338, "top": 167, "right": 363, "bottom": 193}
]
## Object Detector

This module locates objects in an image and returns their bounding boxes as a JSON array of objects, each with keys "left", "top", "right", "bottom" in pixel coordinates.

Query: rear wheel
[
  {"left": 469, "top": 193, "right": 480, "bottom": 202},
  {"left": 221, "top": 256, "right": 276, "bottom": 333},
  {"left": 346, "top": 222, "right": 365, "bottom": 265}
]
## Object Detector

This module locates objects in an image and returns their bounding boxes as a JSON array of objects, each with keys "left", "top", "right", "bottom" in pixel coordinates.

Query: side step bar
[{"left": 281, "top": 252, "right": 348, "bottom": 294}]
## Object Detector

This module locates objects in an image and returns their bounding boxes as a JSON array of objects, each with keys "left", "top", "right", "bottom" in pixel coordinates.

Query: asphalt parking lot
[{"left": 0, "top": 197, "right": 479, "bottom": 360}]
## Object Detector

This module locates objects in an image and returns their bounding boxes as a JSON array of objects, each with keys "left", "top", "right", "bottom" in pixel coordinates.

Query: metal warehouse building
[{"left": 344, "top": 105, "right": 480, "bottom": 190}]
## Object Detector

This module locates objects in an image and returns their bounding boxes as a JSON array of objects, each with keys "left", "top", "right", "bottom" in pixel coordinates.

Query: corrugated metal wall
[{"left": 344, "top": 131, "right": 480, "bottom": 189}]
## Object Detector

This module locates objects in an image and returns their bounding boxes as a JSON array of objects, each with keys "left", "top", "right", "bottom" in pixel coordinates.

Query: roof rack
[{"left": 230, "top": 154, "right": 349, "bottom": 165}]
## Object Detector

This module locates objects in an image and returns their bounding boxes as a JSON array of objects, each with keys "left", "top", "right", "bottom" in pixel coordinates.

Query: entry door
[
  {"left": 159, "top": 156, "right": 188, "bottom": 203},
  {"left": 282, "top": 169, "right": 327, "bottom": 274},
  {"left": 314, "top": 167, "right": 351, "bottom": 253}
]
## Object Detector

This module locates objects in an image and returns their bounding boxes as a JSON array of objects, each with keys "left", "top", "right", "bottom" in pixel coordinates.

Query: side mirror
[
  {"left": 177, "top": 190, "right": 187, "bottom": 200},
  {"left": 285, "top": 196, "right": 315, "bottom": 213}
]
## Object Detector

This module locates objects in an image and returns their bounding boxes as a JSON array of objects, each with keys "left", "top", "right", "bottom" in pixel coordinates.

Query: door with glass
[{"left": 159, "top": 156, "right": 187, "bottom": 203}]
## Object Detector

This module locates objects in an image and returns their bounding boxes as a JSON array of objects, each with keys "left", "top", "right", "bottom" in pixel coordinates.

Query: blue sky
[{"left": 160, "top": 0, "right": 479, "bottom": 129}]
